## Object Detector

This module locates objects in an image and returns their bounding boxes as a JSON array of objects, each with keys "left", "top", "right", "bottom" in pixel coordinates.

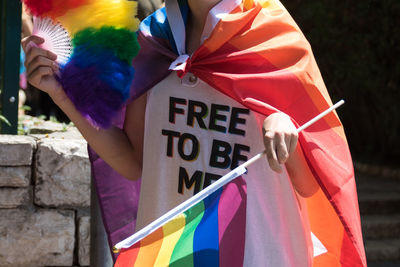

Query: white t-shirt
[{"left": 136, "top": 72, "right": 312, "bottom": 266}]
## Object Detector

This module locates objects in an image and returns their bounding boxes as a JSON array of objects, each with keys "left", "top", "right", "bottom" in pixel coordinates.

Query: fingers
[
  {"left": 27, "top": 66, "right": 54, "bottom": 87},
  {"left": 23, "top": 37, "right": 58, "bottom": 89},
  {"left": 287, "top": 131, "right": 298, "bottom": 155},
  {"left": 21, "top": 35, "right": 44, "bottom": 52},
  {"left": 263, "top": 131, "right": 283, "bottom": 173},
  {"left": 25, "top": 45, "right": 57, "bottom": 66},
  {"left": 264, "top": 131, "right": 294, "bottom": 173},
  {"left": 276, "top": 133, "right": 289, "bottom": 164},
  {"left": 26, "top": 55, "right": 59, "bottom": 77},
  {"left": 25, "top": 50, "right": 58, "bottom": 89},
  {"left": 262, "top": 113, "right": 298, "bottom": 173}
]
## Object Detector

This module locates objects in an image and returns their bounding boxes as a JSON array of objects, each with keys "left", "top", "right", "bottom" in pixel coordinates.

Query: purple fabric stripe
[
  {"left": 129, "top": 32, "right": 175, "bottom": 101},
  {"left": 89, "top": 146, "right": 141, "bottom": 258},
  {"left": 88, "top": 108, "right": 141, "bottom": 262},
  {"left": 218, "top": 177, "right": 247, "bottom": 267}
]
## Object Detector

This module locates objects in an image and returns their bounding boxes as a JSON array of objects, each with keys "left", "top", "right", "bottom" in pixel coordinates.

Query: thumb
[{"left": 22, "top": 35, "right": 45, "bottom": 52}]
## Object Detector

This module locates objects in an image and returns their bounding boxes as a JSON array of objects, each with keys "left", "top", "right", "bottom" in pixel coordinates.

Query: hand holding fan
[
  {"left": 24, "top": 0, "right": 140, "bottom": 128},
  {"left": 31, "top": 17, "right": 72, "bottom": 65}
]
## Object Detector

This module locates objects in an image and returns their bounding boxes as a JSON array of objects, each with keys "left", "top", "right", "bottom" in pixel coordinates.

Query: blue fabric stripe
[
  {"left": 193, "top": 188, "right": 222, "bottom": 267},
  {"left": 139, "top": 2, "right": 189, "bottom": 55}
]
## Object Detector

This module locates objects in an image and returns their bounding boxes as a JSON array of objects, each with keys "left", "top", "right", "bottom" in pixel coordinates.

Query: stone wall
[{"left": 0, "top": 129, "right": 90, "bottom": 267}]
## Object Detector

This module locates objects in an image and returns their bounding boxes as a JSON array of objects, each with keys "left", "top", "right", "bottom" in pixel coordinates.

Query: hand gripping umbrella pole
[{"left": 113, "top": 100, "right": 345, "bottom": 253}]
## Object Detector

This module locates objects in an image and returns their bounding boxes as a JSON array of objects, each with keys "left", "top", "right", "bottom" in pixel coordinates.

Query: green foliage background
[{"left": 283, "top": 0, "right": 400, "bottom": 165}]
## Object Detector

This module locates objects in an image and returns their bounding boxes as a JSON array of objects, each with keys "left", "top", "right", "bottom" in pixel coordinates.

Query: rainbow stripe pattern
[
  {"left": 109, "top": 0, "right": 367, "bottom": 266},
  {"left": 115, "top": 178, "right": 247, "bottom": 267},
  {"left": 23, "top": 0, "right": 140, "bottom": 128}
]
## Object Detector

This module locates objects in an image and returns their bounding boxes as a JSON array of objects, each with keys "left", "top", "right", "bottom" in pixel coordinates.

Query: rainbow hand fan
[{"left": 24, "top": 0, "right": 140, "bottom": 128}]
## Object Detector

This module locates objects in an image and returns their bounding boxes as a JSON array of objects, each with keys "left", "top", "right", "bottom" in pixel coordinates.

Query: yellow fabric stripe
[
  {"left": 257, "top": 0, "right": 282, "bottom": 11},
  {"left": 243, "top": 0, "right": 282, "bottom": 11},
  {"left": 154, "top": 214, "right": 186, "bottom": 266}
]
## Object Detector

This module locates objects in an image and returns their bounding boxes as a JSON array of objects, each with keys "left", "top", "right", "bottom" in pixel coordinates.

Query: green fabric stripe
[{"left": 169, "top": 201, "right": 205, "bottom": 266}]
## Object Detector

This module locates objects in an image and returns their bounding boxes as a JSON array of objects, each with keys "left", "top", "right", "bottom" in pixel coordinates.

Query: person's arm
[
  {"left": 57, "top": 93, "right": 146, "bottom": 181},
  {"left": 263, "top": 113, "right": 319, "bottom": 197},
  {"left": 22, "top": 35, "right": 144, "bottom": 181},
  {"left": 21, "top": 4, "right": 33, "bottom": 38},
  {"left": 285, "top": 143, "right": 319, "bottom": 197}
]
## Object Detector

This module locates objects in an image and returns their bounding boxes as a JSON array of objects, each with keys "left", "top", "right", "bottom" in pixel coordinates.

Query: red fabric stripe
[
  {"left": 114, "top": 242, "right": 141, "bottom": 267},
  {"left": 340, "top": 230, "right": 366, "bottom": 267}
]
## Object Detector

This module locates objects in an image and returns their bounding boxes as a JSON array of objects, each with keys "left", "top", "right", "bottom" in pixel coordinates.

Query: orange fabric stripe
[
  {"left": 202, "top": 5, "right": 253, "bottom": 54},
  {"left": 133, "top": 228, "right": 164, "bottom": 266},
  {"left": 306, "top": 189, "right": 344, "bottom": 267}
]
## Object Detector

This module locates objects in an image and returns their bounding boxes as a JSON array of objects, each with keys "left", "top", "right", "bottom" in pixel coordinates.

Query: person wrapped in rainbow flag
[
  {"left": 113, "top": 0, "right": 366, "bottom": 266},
  {"left": 23, "top": 0, "right": 366, "bottom": 266}
]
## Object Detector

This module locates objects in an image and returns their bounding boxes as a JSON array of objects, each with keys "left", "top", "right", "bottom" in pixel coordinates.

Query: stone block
[
  {"left": 0, "top": 166, "right": 31, "bottom": 187},
  {"left": 0, "top": 188, "right": 30, "bottom": 208},
  {"left": 35, "top": 138, "right": 90, "bottom": 207},
  {"left": 29, "top": 120, "right": 65, "bottom": 134},
  {"left": 0, "top": 135, "right": 36, "bottom": 166},
  {"left": 0, "top": 209, "right": 75, "bottom": 266},
  {"left": 79, "top": 216, "right": 90, "bottom": 266},
  {"left": 48, "top": 127, "right": 83, "bottom": 140}
]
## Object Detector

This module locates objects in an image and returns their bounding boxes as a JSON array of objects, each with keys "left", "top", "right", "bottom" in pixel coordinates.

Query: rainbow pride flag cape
[{"left": 90, "top": 0, "right": 366, "bottom": 266}]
